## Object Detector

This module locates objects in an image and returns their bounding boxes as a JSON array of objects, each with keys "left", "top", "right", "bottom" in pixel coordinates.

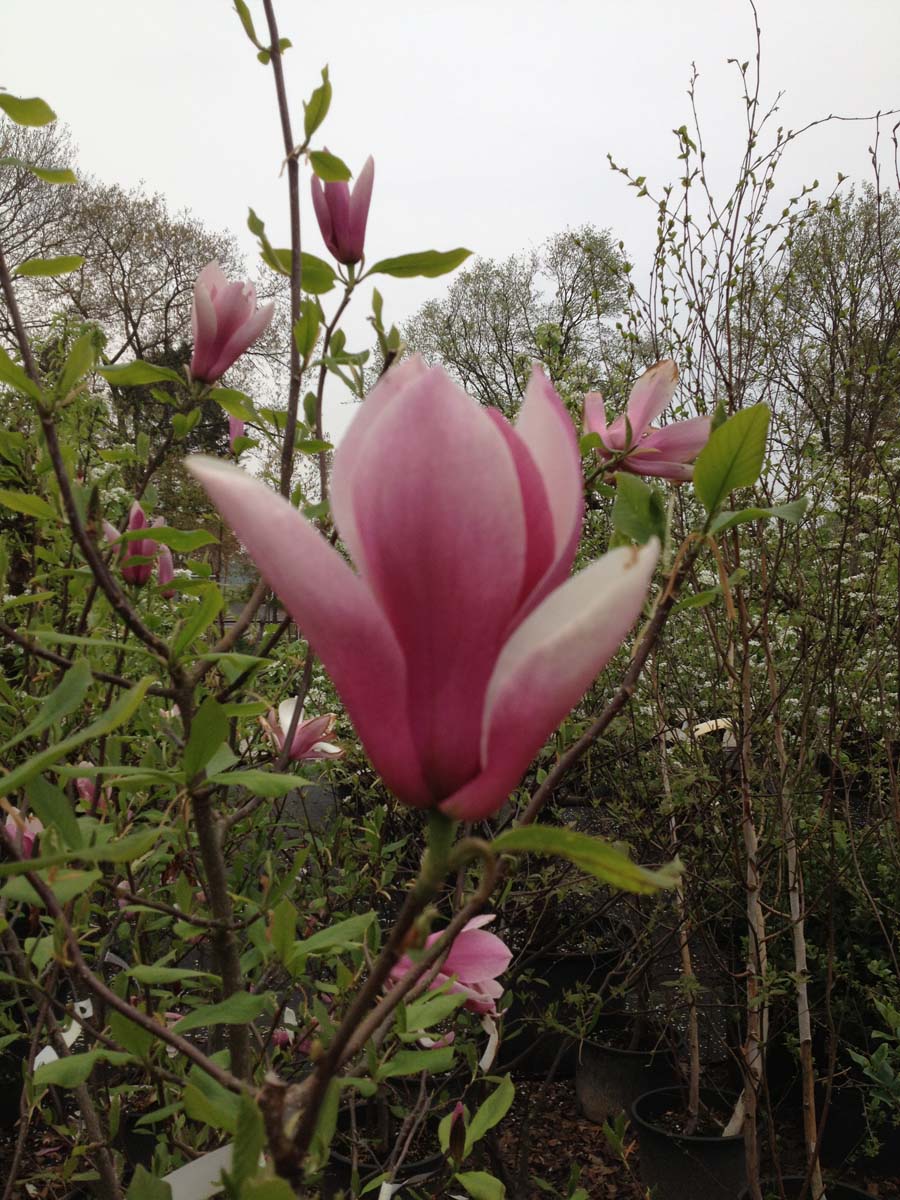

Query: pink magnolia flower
[
  {"left": 262, "top": 698, "right": 343, "bottom": 762},
  {"left": 228, "top": 415, "right": 245, "bottom": 455},
  {"left": 311, "top": 154, "right": 374, "bottom": 265},
  {"left": 391, "top": 915, "right": 512, "bottom": 1018},
  {"left": 75, "top": 762, "right": 111, "bottom": 813},
  {"left": 155, "top": 529, "right": 176, "bottom": 599},
  {"left": 584, "top": 360, "right": 711, "bottom": 482},
  {"left": 190, "top": 262, "right": 274, "bottom": 384},
  {"left": 3, "top": 809, "right": 43, "bottom": 858},
  {"left": 118, "top": 502, "right": 157, "bottom": 586},
  {"left": 187, "top": 357, "right": 657, "bottom": 820}
]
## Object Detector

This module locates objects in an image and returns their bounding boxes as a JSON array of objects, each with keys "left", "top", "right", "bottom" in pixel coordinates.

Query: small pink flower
[
  {"left": 154, "top": 524, "right": 176, "bottom": 599},
  {"left": 75, "top": 762, "right": 112, "bottom": 813},
  {"left": 190, "top": 262, "right": 274, "bottom": 384},
  {"left": 311, "top": 154, "right": 374, "bottom": 265},
  {"left": 228, "top": 415, "right": 245, "bottom": 455},
  {"left": 271, "top": 1028, "right": 293, "bottom": 1049},
  {"left": 3, "top": 809, "right": 43, "bottom": 858},
  {"left": 390, "top": 915, "right": 512, "bottom": 1018},
  {"left": 262, "top": 698, "right": 344, "bottom": 762},
  {"left": 120, "top": 502, "right": 157, "bottom": 586},
  {"left": 584, "top": 361, "right": 711, "bottom": 482}
]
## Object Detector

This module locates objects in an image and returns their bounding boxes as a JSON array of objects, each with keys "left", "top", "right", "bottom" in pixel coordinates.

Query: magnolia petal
[
  {"left": 443, "top": 928, "right": 513, "bottom": 982},
  {"left": 348, "top": 155, "right": 375, "bottom": 261},
  {"left": 190, "top": 283, "right": 218, "bottom": 377},
  {"left": 348, "top": 367, "right": 527, "bottom": 796},
  {"left": 583, "top": 392, "right": 607, "bottom": 438},
  {"left": 186, "top": 456, "right": 430, "bottom": 805},
  {"left": 514, "top": 365, "right": 584, "bottom": 607},
  {"left": 442, "top": 541, "right": 658, "bottom": 820},
  {"left": 639, "top": 415, "right": 711, "bottom": 463},
  {"left": 208, "top": 301, "right": 274, "bottom": 382},
  {"left": 624, "top": 360, "right": 678, "bottom": 438},
  {"left": 623, "top": 458, "right": 695, "bottom": 481},
  {"left": 331, "top": 356, "right": 429, "bottom": 571}
]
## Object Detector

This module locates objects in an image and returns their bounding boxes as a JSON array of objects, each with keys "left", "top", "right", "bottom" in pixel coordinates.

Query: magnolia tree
[{"left": 0, "top": 5, "right": 805, "bottom": 1199}]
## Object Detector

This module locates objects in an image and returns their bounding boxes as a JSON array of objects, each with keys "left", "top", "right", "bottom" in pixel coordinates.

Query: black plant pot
[
  {"left": 737, "top": 1178, "right": 871, "bottom": 1199},
  {"left": 321, "top": 1145, "right": 445, "bottom": 1198},
  {"left": 575, "top": 1024, "right": 678, "bottom": 1123},
  {"left": 631, "top": 1086, "right": 746, "bottom": 1200},
  {"left": 0, "top": 1039, "right": 26, "bottom": 1131},
  {"left": 500, "top": 946, "right": 626, "bottom": 1079}
]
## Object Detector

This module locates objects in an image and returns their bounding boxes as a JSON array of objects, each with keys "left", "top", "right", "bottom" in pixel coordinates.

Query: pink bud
[
  {"left": 228, "top": 415, "right": 245, "bottom": 455},
  {"left": 271, "top": 1028, "right": 293, "bottom": 1049},
  {"left": 3, "top": 809, "right": 43, "bottom": 859},
  {"left": 190, "top": 262, "right": 274, "bottom": 384},
  {"left": 121, "top": 502, "right": 157, "bottom": 586},
  {"left": 311, "top": 154, "right": 374, "bottom": 265}
]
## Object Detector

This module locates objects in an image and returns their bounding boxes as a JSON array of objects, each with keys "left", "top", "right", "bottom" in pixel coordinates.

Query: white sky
[{"left": 3, "top": 0, "right": 899, "bottom": 439}]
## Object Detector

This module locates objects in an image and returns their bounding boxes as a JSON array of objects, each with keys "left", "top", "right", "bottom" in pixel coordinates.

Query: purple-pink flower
[
  {"left": 228, "top": 415, "right": 245, "bottom": 455},
  {"left": 391, "top": 916, "right": 512, "bottom": 1017},
  {"left": 156, "top": 537, "right": 176, "bottom": 599},
  {"left": 187, "top": 357, "right": 657, "bottom": 820},
  {"left": 118, "top": 502, "right": 157, "bottom": 586},
  {"left": 311, "top": 154, "right": 374, "bottom": 266},
  {"left": 190, "top": 262, "right": 274, "bottom": 384},
  {"left": 3, "top": 809, "right": 43, "bottom": 858},
  {"left": 262, "top": 698, "right": 344, "bottom": 762},
  {"left": 584, "top": 360, "right": 710, "bottom": 482}
]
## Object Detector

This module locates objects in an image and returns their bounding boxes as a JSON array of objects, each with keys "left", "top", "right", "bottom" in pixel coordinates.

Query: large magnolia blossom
[
  {"left": 188, "top": 357, "right": 657, "bottom": 820},
  {"left": 190, "top": 262, "right": 274, "bottom": 384},
  {"left": 584, "top": 360, "right": 710, "bottom": 482},
  {"left": 390, "top": 915, "right": 512, "bottom": 1017}
]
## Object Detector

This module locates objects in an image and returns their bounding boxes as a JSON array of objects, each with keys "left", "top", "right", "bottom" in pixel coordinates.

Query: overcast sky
[{"left": 3, "top": 0, "right": 899, "bottom": 438}]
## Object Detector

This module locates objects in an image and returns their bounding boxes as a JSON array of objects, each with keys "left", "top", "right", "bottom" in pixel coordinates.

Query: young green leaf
[
  {"left": 173, "top": 991, "right": 272, "bottom": 1034},
  {"left": 611, "top": 473, "right": 666, "bottom": 545},
  {"left": 2, "top": 659, "right": 92, "bottom": 753},
  {"left": 0, "top": 94, "right": 56, "bottom": 126},
  {"left": 308, "top": 149, "right": 351, "bottom": 182},
  {"left": 376, "top": 1044, "right": 455, "bottom": 1080},
  {"left": 125, "top": 1166, "right": 172, "bottom": 1200},
  {"left": 0, "top": 155, "right": 76, "bottom": 184},
  {"left": 171, "top": 582, "right": 224, "bottom": 657},
  {"left": 465, "top": 1076, "right": 515, "bottom": 1156},
  {"left": 708, "top": 496, "right": 808, "bottom": 535},
  {"left": 693, "top": 404, "right": 770, "bottom": 515},
  {"left": 0, "top": 346, "right": 42, "bottom": 401},
  {"left": 33, "top": 1049, "right": 133, "bottom": 1091},
  {"left": 303, "top": 67, "right": 332, "bottom": 140},
  {"left": 14, "top": 255, "right": 84, "bottom": 278},
  {"left": 368, "top": 248, "right": 472, "bottom": 279},
  {"left": 491, "top": 826, "right": 681, "bottom": 894},
  {"left": 99, "top": 362, "right": 184, "bottom": 388},
  {"left": 454, "top": 1171, "right": 506, "bottom": 1200},
  {"left": 182, "top": 696, "right": 229, "bottom": 780}
]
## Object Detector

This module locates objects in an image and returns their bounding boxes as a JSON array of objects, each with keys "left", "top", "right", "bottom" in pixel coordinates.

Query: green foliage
[
  {"left": 693, "top": 404, "right": 770, "bottom": 515},
  {"left": 369, "top": 248, "right": 472, "bottom": 279},
  {"left": 492, "top": 826, "right": 681, "bottom": 893}
]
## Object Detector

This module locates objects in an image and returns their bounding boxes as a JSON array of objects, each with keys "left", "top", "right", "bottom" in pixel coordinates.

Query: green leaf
[
  {"left": 293, "top": 298, "right": 322, "bottom": 360},
  {"left": 0, "top": 94, "right": 56, "bottom": 126},
  {"left": 173, "top": 991, "right": 271, "bottom": 1035},
  {"left": 33, "top": 1049, "right": 133, "bottom": 1091},
  {"left": 708, "top": 496, "right": 808, "bottom": 535},
  {"left": 0, "top": 488, "right": 55, "bottom": 520},
  {"left": 119, "top": 525, "right": 217, "bottom": 552},
  {"left": 231, "top": 1092, "right": 266, "bottom": 1187},
  {"left": 26, "top": 775, "right": 81, "bottom": 849},
  {"left": 127, "top": 965, "right": 217, "bottom": 985},
  {"left": 172, "top": 407, "right": 201, "bottom": 439},
  {"left": 241, "top": 1182, "right": 295, "bottom": 1200},
  {"left": 270, "top": 898, "right": 297, "bottom": 965},
  {"left": 454, "top": 1171, "right": 506, "bottom": 1200},
  {"left": 0, "top": 346, "right": 42, "bottom": 401},
  {"left": 465, "top": 1076, "right": 515, "bottom": 1155},
  {"left": 694, "top": 404, "right": 770, "bottom": 515},
  {"left": 307, "top": 1078, "right": 341, "bottom": 1170},
  {"left": 3, "top": 868, "right": 101, "bottom": 906},
  {"left": 268, "top": 249, "right": 336, "bottom": 295},
  {"left": 98, "top": 362, "right": 183, "bottom": 388},
  {"left": 209, "top": 387, "right": 255, "bottom": 421},
  {"left": 404, "top": 989, "right": 466, "bottom": 1032},
  {"left": 171, "top": 582, "right": 223, "bottom": 657},
  {"left": 368, "top": 248, "right": 472, "bottom": 279},
  {"left": 0, "top": 156, "right": 76, "bottom": 184},
  {"left": 376, "top": 1045, "right": 455, "bottom": 1080},
  {"left": 57, "top": 332, "right": 97, "bottom": 397},
  {"left": 182, "top": 696, "right": 229, "bottom": 780},
  {"left": 125, "top": 1165, "right": 172, "bottom": 1200},
  {"left": 14, "top": 255, "right": 83, "bottom": 277},
  {"left": 611, "top": 474, "right": 666, "bottom": 545},
  {"left": 287, "top": 912, "right": 376, "bottom": 970},
  {"left": 491, "top": 826, "right": 681, "bottom": 894},
  {"left": 109, "top": 1009, "right": 155, "bottom": 1059},
  {"left": 308, "top": 149, "right": 351, "bottom": 182},
  {"left": 580, "top": 431, "right": 603, "bottom": 454},
  {"left": 297, "top": 438, "right": 331, "bottom": 454},
  {"left": 0, "top": 828, "right": 160, "bottom": 878},
  {"left": 232, "top": 0, "right": 263, "bottom": 48},
  {"left": 304, "top": 68, "right": 332, "bottom": 140},
  {"left": 0, "top": 677, "right": 154, "bottom": 798},
  {"left": 207, "top": 769, "right": 308, "bottom": 797},
  {"left": 183, "top": 1059, "right": 240, "bottom": 1133},
  {"left": 1, "top": 658, "right": 91, "bottom": 753}
]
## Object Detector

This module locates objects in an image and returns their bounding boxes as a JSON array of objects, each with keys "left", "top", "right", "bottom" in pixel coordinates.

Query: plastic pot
[
  {"left": 575, "top": 1023, "right": 678, "bottom": 1123},
  {"left": 631, "top": 1086, "right": 746, "bottom": 1200},
  {"left": 500, "top": 945, "right": 626, "bottom": 1079},
  {"left": 737, "top": 1179, "right": 872, "bottom": 1199}
]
